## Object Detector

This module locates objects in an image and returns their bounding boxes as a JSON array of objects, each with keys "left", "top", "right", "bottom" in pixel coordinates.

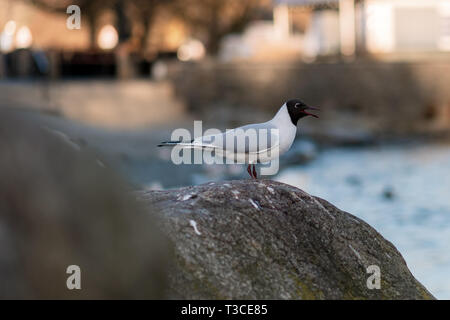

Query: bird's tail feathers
[
  {"left": 157, "top": 140, "right": 219, "bottom": 151},
  {"left": 157, "top": 140, "right": 195, "bottom": 147}
]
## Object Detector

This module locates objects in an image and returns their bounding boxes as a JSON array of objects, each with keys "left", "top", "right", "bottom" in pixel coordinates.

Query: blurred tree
[
  {"left": 128, "top": 0, "right": 169, "bottom": 52},
  {"left": 28, "top": 0, "right": 266, "bottom": 57},
  {"left": 29, "top": 0, "right": 107, "bottom": 49},
  {"left": 172, "top": 0, "right": 264, "bottom": 55},
  {"left": 28, "top": 0, "right": 174, "bottom": 78},
  {"left": 27, "top": 0, "right": 169, "bottom": 52}
]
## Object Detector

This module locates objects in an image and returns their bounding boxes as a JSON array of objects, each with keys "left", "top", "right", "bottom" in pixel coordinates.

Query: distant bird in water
[{"left": 158, "top": 99, "right": 319, "bottom": 178}]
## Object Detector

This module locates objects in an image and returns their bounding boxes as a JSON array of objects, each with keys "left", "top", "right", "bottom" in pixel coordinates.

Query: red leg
[
  {"left": 252, "top": 164, "right": 257, "bottom": 179},
  {"left": 247, "top": 164, "right": 253, "bottom": 178}
]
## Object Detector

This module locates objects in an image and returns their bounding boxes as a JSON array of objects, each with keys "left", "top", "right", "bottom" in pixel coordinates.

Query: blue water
[{"left": 276, "top": 143, "right": 450, "bottom": 299}]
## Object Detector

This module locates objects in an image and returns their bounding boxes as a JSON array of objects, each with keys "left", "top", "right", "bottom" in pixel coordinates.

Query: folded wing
[{"left": 189, "top": 122, "right": 280, "bottom": 161}]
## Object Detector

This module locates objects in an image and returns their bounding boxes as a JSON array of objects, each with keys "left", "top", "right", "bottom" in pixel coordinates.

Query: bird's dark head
[{"left": 286, "top": 99, "right": 319, "bottom": 125}]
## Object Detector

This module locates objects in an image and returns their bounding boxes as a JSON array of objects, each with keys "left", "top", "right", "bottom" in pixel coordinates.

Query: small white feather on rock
[
  {"left": 189, "top": 220, "right": 202, "bottom": 235},
  {"left": 249, "top": 199, "right": 260, "bottom": 210},
  {"left": 349, "top": 244, "right": 362, "bottom": 261},
  {"left": 267, "top": 187, "right": 275, "bottom": 194}
]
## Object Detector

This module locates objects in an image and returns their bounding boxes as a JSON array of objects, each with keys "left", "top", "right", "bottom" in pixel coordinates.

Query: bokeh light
[
  {"left": 97, "top": 25, "right": 118, "bottom": 50},
  {"left": 3, "top": 20, "right": 16, "bottom": 36},
  {"left": 177, "top": 39, "right": 205, "bottom": 61},
  {"left": 16, "top": 26, "right": 33, "bottom": 49}
]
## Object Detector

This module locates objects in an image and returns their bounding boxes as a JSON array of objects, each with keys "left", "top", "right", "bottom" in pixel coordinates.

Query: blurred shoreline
[{"left": 4, "top": 79, "right": 450, "bottom": 190}]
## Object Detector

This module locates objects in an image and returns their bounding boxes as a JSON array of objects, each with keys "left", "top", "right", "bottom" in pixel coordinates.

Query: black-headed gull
[{"left": 158, "top": 99, "right": 319, "bottom": 178}]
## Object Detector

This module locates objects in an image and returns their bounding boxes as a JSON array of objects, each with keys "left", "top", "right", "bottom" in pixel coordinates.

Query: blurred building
[
  {"left": 274, "top": 0, "right": 450, "bottom": 58},
  {"left": 221, "top": 0, "right": 450, "bottom": 61},
  {"left": 219, "top": 20, "right": 304, "bottom": 62},
  {"left": 2, "top": 0, "right": 450, "bottom": 78},
  {"left": 363, "top": 0, "right": 450, "bottom": 53}
]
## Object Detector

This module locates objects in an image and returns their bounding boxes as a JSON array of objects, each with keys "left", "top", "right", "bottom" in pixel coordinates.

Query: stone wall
[{"left": 171, "top": 59, "right": 450, "bottom": 135}]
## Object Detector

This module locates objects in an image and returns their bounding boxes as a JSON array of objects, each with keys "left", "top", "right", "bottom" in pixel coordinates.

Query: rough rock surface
[{"left": 140, "top": 180, "right": 435, "bottom": 300}]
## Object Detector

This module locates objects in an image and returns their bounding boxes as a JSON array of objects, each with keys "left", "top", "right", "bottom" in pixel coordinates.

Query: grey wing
[{"left": 193, "top": 122, "right": 280, "bottom": 154}]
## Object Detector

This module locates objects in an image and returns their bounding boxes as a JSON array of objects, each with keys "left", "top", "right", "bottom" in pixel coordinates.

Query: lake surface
[{"left": 276, "top": 143, "right": 450, "bottom": 299}]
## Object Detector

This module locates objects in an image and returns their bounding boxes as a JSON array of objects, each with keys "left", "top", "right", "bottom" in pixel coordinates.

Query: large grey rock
[{"left": 140, "top": 180, "right": 435, "bottom": 300}]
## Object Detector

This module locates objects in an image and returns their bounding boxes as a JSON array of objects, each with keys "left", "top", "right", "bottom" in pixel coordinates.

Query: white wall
[
  {"left": 304, "top": 10, "right": 341, "bottom": 57},
  {"left": 365, "top": 0, "right": 450, "bottom": 52}
]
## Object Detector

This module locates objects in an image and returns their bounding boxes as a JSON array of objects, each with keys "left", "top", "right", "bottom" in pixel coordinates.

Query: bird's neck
[{"left": 271, "top": 104, "right": 297, "bottom": 129}]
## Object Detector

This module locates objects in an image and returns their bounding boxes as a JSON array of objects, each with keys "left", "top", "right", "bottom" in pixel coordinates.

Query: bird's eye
[{"left": 295, "top": 103, "right": 300, "bottom": 108}]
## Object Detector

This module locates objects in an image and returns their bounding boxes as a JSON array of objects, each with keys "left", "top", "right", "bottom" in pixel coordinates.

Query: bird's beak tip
[{"left": 304, "top": 106, "right": 320, "bottom": 118}]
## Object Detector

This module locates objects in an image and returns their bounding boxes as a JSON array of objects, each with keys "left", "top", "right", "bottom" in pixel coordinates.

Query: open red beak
[{"left": 303, "top": 106, "right": 320, "bottom": 118}]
